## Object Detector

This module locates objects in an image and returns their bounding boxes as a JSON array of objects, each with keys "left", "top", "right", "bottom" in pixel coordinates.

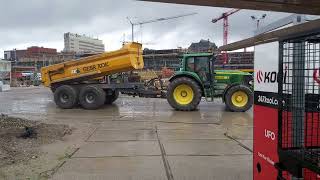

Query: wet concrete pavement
[{"left": 0, "top": 87, "right": 253, "bottom": 180}]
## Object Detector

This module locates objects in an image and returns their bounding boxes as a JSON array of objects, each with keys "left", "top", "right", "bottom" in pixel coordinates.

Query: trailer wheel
[
  {"left": 167, "top": 77, "right": 202, "bottom": 111},
  {"left": 79, "top": 85, "right": 106, "bottom": 110},
  {"left": 54, "top": 85, "right": 78, "bottom": 109},
  {"left": 105, "top": 90, "right": 119, "bottom": 104},
  {"left": 225, "top": 85, "right": 253, "bottom": 112}
]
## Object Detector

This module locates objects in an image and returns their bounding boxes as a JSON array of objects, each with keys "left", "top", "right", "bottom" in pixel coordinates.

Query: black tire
[
  {"left": 54, "top": 85, "right": 78, "bottom": 109},
  {"left": 105, "top": 90, "right": 119, "bottom": 104},
  {"left": 51, "top": 87, "right": 56, "bottom": 93},
  {"left": 167, "top": 77, "right": 202, "bottom": 111},
  {"left": 51, "top": 85, "right": 58, "bottom": 93},
  {"left": 79, "top": 85, "right": 106, "bottom": 110},
  {"left": 225, "top": 85, "right": 253, "bottom": 112}
]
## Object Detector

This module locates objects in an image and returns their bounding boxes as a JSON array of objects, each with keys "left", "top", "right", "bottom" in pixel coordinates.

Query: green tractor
[{"left": 167, "top": 53, "right": 253, "bottom": 112}]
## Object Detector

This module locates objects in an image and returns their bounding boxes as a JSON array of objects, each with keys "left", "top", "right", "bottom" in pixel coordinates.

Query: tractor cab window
[
  {"left": 186, "top": 57, "right": 195, "bottom": 71},
  {"left": 186, "top": 56, "right": 210, "bottom": 82}
]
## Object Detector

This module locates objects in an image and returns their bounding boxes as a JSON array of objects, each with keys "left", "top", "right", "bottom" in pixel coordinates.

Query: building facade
[
  {"left": 143, "top": 47, "right": 253, "bottom": 71},
  {"left": 215, "top": 52, "right": 254, "bottom": 71},
  {"left": 4, "top": 47, "right": 57, "bottom": 62},
  {"left": 188, "top": 39, "right": 217, "bottom": 53},
  {"left": 3, "top": 46, "right": 75, "bottom": 71},
  {"left": 4, "top": 49, "right": 27, "bottom": 61},
  {"left": 143, "top": 48, "right": 186, "bottom": 70},
  {"left": 64, "top": 32, "right": 105, "bottom": 54}
]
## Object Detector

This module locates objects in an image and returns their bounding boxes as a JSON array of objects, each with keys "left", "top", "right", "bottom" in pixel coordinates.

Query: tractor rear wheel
[
  {"left": 79, "top": 85, "right": 106, "bottom": 110},
  {"left": 167, "top": 77, "right": 202, "bottom": 111},
  {"left": 54, "top": 85, "right": 78, "bottom": 109},
  {"left": 105, "top": 90, "right": 119, "bottom": 104},
  {"left": 225, "top": 85, "right": 253, "bottom": 112}
]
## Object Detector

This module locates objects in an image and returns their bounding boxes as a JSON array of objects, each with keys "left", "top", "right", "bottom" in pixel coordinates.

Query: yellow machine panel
[{"left": 41, "top": 42, "right": 144, "bottom": 87}]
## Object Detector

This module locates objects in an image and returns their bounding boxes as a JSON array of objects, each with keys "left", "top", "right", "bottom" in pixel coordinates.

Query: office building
[{"left": 64, "top": 32, "right": 105, "bottom": 54}]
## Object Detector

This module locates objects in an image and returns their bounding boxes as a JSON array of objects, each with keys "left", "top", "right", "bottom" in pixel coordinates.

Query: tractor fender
[
  {"left": 169, "top": 73, "right": 204, "bottom": 94},
  {"left": 169, "top": 71, "right": 202, "bottom": 82},
  {"left": 222, "top": 83, "right": 242, "bottom": 102}
]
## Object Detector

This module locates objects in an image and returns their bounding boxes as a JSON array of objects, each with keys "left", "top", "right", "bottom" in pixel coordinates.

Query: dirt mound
[{"left": 0, "top": 114, "right": 72, "bottom": 167}]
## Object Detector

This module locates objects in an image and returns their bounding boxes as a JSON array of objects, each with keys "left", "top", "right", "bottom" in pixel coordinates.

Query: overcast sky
[{"left": 0, "top": 0, "right": 298, "bottom": 58}]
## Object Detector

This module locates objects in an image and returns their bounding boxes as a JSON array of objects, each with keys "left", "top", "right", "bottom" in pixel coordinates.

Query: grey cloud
[
  {"left": 0, "top": 0, "right": 295, "bottom": 56},
  {"left": 1, "top": 0, "right": 120, "bottom": 29}
]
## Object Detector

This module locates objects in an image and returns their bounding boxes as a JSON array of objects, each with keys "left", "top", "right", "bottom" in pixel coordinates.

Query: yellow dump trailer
[
  {"left": 41, "top": 42, "right": 144, "bottom": 87},
  {"left": 41, "top": 42, "right": 147, "bottom": 110}
]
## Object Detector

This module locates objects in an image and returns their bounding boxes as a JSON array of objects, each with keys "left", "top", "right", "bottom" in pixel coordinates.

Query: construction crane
[
  {"left": 127, "top": 12, "right": 197, "bottom": 42},
  {"left": 212, "top": 9, "right": 240, "bottom": 64}
]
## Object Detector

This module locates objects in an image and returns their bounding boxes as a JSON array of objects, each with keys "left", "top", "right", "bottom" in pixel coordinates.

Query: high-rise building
[{"left": 64, "top": 32, "right": 105, "bottom": 54}]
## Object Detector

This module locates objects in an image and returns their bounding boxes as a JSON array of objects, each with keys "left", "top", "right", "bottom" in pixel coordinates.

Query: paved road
[{"left": 0, "top": 87, "right": 253, "bottom": 180}]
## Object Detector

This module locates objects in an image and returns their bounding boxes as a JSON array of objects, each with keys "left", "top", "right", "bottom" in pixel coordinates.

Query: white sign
[{"left": 254, "top": 42, "right": 279, "bottom": 93}]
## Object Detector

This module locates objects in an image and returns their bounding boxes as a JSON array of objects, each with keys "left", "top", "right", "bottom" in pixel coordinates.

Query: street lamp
[{"left": 251, "top": 14, "right": 267, "bottom": 29}]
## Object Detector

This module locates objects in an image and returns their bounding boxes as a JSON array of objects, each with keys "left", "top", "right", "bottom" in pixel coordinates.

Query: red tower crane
[{"left": 212, "top": 9, "right": 240, "bottom": 64}]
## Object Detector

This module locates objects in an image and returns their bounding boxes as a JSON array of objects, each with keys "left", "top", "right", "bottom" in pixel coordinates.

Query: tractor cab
[{"left": 182, "top": 53, "right": 215, "bottom": 99}]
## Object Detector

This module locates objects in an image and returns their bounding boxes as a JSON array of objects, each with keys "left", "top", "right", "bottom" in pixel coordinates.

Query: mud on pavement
[{"left": 0, "top": 114, "right": 72, "bottom": 167}]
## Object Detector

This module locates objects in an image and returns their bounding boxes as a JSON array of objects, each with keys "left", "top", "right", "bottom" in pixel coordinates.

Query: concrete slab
[
  {"left": 46, "top": 115, "right": 115, "bottom": 123},
  {"left": 219, "top": 111, "right": 253, "bottom": 140},
  {"left": 155, "top": 111, "right": 222, "bottom": 124},
  {"left": 87, "top": 129, "right": 157, "bottom": 142},
  {"left": 158, "top": 128, "right": 227, "bottom": 140},
  {"left": 156, "top": 122, "right": 220, "bottom": 130},
  {"left": 163, "top": 139, "right": 251, "bottom": 156},
  {"left": 98, "top": 121, "right": 155, "bottom": 130},
  {"left": 226, "top": 126, "right": 253, "bottom": 140},
  {"left": 239, "top": 140, "right": 253, "bottom": 151},
  {"left": 117, "top": 109, "right": 224, "bottom": 124},
  {"left": 73, "top": 141, "right": 161, "bottom": 157},
  {"left": 0, "top": 87, "right": 254, "bottom": 179},
  {"left": 118, "top": 115, "right": 157, "bottom": 122},
  {"left": 168, "top": 155, "right": 253, "bottom": 180},
  {"left": 52, "top": 156, "right": 167, "bottom": 180}
]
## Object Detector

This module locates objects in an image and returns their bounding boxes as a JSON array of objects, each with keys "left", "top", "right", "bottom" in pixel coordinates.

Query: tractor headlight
[{"left": 249, "top": 79, "right": 253, "bottom": 86}]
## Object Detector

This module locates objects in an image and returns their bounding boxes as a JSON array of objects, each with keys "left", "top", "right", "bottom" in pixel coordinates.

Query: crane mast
[{"left": 212, "top": 9, "right": 240, "bottom": 64}]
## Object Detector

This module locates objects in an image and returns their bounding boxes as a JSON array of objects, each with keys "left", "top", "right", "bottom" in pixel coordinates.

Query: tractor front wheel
[
  {"left": 167, "top": 77, "right": 202, "bottom": 111},
  {"left": 225, "top": 85, "right": 253, "bottom": 112}
]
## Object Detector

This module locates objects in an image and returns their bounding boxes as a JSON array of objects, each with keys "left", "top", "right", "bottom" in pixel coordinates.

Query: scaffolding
[{"left": 143, "top": 48, "right": 254, "bottom": 71}]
